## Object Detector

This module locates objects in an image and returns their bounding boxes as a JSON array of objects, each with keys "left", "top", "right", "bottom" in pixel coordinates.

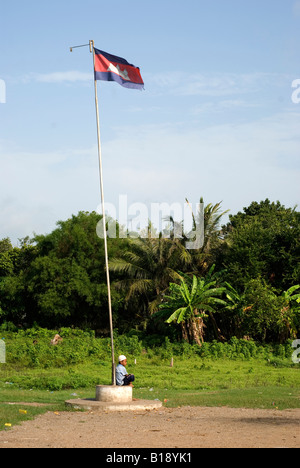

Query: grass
[
  {"left": 0, "top": 403, "right": 61, "bottom": 431},
  {"left": 133, "top": 358, "right": 299, "bottom": 390},
  {"left": 132, "top": 357, "right": 300, "bottom": 410},
  {"left": 0, "top": 384, "right": 298, "bottom": 432},
  {"left": 134, "top": 386, "right": 300, "bottom": 410},
  {"left": 0, "top": 355, "right": 299, "bottom": 431},
  {"left": 0, "top": 385, "right": 73, "bottom": 431},
  {"left": 1, "top": 329, "right": 299, "bottom": 431}
]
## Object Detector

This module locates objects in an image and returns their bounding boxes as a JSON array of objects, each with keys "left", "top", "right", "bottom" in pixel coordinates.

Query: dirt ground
[{"left": 0, "top": 405, "right": 299, "bottom": 448}]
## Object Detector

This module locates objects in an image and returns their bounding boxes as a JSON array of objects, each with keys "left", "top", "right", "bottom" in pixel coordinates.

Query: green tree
[
  {"left": 277, "top": 285, "right": 300, "bottom": 342},
  {"left": 0, "top": 239, "right": 37, "bottom": 324},
  {"left": 168, "top": 198, "right": 229, "bottom": 275},
  {"left": 241, "top": 278, "right": 299, "bottom": 343},
  {"left": 109, "top": 198, "right": 229, "bottom": 331},
  {"left": 109, "top": 233, "right": 191, "bottom": 326},
  {"left": 29, "top": 211, "right": 125, "bottom": 329},
  {"left": 0, "top": 213, "right": 127, "bottom": 329},
  {"left": 0, "top": 238, "right": 13, "bottom": 253},
  {"left": 158, "top": 271, "right": 227, "bottom": 345},
  {"left": 218, "top": 199, "right": 300, "bottom": 290},
  {"left": 222, "top": 282, "right": 246, "bottom": 339}
]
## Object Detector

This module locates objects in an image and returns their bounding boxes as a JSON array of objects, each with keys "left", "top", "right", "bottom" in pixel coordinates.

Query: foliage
[
  {"left": 241, "top": 279, "right": 300, "bottom": 343},
  {"left": 0, "top": 200, "right": 299, "bottom": 343},
  {"left": 218, "top": 199, "right": 300, "bottom": 290},
  {"left": 157, "top": 269, "right": 227, "bottom": 345},
  {"left": 0, "top": 212, "right": 125, "bottom": 330},
  {"left": 0, "top": 328, "right": 299, "bottom": 397},
  {"left": 187, "top": 197, "right": 230, "bottom": 269},
  {"left": 109, "top": 233, "right": 191, "bottom": 321}
]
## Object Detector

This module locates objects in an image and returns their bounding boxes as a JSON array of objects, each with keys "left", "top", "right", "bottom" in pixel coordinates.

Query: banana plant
[{"left": 160, "top": 273, "right": 227, "bottom": 345}]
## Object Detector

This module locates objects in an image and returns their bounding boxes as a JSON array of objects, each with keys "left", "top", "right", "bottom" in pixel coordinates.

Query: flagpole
[{"left": 90, "top": 40, "right": 116, "bottom": 386}]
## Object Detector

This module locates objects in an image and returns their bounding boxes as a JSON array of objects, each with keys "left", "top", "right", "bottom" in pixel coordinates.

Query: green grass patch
[
  {"left": 0, "top": 403, "right": 62, "bottom": 432},
  {"left": 0, "top": 385, "right": 84, "bottom": 431},
  {"left": 0, "top": 329, "right": 299, "bottom": 431},
  {"left": 134, "top": 386, "right": 300, "bottom": 410}
]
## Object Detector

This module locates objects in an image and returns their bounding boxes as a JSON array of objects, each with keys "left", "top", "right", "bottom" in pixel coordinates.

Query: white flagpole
[
  {"left": 89, "top": 40, "right": 116, "bottom": 386},
  {"left": 70, "top": 41, "right": 116, "bottom": 385}
]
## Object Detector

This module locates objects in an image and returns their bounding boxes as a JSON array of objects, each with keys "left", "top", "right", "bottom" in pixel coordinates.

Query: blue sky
[{"left": 0, "top": 0, "right": 300, "bottom": 244}]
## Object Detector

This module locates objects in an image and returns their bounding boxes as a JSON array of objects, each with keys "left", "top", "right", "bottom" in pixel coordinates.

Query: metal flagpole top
[{"left": 69, "top": 42, "right": 90, "bottom": 53}]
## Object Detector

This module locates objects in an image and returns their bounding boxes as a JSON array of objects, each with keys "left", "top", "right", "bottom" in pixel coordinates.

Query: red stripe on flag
[{"left": 94, "top": 53, "right": 143, "bottom": 85}]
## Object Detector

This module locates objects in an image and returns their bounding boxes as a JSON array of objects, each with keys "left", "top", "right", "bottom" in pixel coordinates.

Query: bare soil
[{"left": 0, "top": 406, "right": 299, "bottom": 448}]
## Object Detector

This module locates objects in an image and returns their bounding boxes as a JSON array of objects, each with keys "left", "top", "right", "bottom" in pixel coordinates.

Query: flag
[{"left": 94, "top": 48, "right": 144, "bottom": 90}]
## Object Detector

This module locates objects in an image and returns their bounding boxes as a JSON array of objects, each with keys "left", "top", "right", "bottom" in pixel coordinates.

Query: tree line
[{"left": 0, "top": 198, "right": 299, "bottom": 344}]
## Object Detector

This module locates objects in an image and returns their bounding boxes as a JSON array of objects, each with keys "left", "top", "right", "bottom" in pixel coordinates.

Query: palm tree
[
  {"left": 278, "top": 285, "right": 300, "bottom": 341},
  {"left": 280, "top": 285, "right": 300, "bottom": 304},
  {"left": 109, "top": 232, "right": 193, "bottom": 322},
  {"left": 168, "top": 197, "right": 229, "bottom": 275},
  {"left": 109, "top": 198, "right": 229, "bottom": 327},
  {"left": 158, "top": 271, "right": 227, "bottom": 345},
  {"left": 190, "top": 197, "right": 229, "bottom": 263},
  {"left": 223, "top": 282, "right": 246, "bottom": 338}
]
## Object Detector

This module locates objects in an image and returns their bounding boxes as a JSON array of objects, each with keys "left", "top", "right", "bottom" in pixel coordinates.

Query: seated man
[{"left": 116, "top": 355, "right": 135, "bottom": 386}]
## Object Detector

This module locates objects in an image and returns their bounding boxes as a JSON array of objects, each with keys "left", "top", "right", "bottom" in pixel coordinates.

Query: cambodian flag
[{"left": 94, "top": 49, "right": 144, "bottom": 90}]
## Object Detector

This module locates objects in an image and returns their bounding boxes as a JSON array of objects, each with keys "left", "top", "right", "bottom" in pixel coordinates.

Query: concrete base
[
  {"left": 65, "top": 398, "right": 163, "bottom": 412},
  {"left": 65, "top": 385, "right": 162, "bottom": 412},
  {"left": 95, "top": 385, "right": 132, "bottom": 403}
]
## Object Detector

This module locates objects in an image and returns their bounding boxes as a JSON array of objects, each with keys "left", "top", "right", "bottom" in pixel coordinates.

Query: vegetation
[
  {"left": 0, "top": 328, "right": 299, "bottom": 430},
  {"left": 0, "top": 198, "right": 299, "bottom": 344},
  {"left": 1, "top": 327, "right": 298, "bottom": 389},
  {"left": 1, "top": 182, "right": 299, "bottom": 431},
  {"left": 157, "top": 270, "right": 227, "bottom": 345}
]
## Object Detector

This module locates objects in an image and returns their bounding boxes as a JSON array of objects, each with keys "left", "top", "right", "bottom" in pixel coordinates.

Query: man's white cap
[{"left": 118, "top": 355, "right": 126, "bottom": 362}]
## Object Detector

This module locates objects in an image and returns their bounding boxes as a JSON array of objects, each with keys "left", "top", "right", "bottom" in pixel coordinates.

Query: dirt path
[{"left": 0, "top": 406, "right": 299, "bottom": 448}]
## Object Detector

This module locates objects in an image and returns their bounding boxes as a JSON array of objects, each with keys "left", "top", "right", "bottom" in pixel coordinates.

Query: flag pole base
[
  {"left": 65, "top": 386, "right": 162, "bottom": 412},
  {"left": 95, "top": 385, "right": 132, "bottom": 403}
]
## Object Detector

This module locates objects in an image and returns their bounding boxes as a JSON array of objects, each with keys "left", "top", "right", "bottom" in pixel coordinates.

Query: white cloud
[
  {"left": 0, "top": 145, "right": 99, "bottom": 243},
  {"left": 102, "top": 110, "right": 300, "bottom": 214},
  {"left": 18, "top": 71, "right": 92, "bottom": 85},
  {"left": 192, "top": 99, "right": 259, "bottom": 115},
  {"left": 35, "top": 71, "right": 92, "bottom": 83},
  {"left": 146, "top": 71, "right": 290, "bottom": 97},
  {"left": 1, "top": 110, "right": 299, "bottom": 244}
]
